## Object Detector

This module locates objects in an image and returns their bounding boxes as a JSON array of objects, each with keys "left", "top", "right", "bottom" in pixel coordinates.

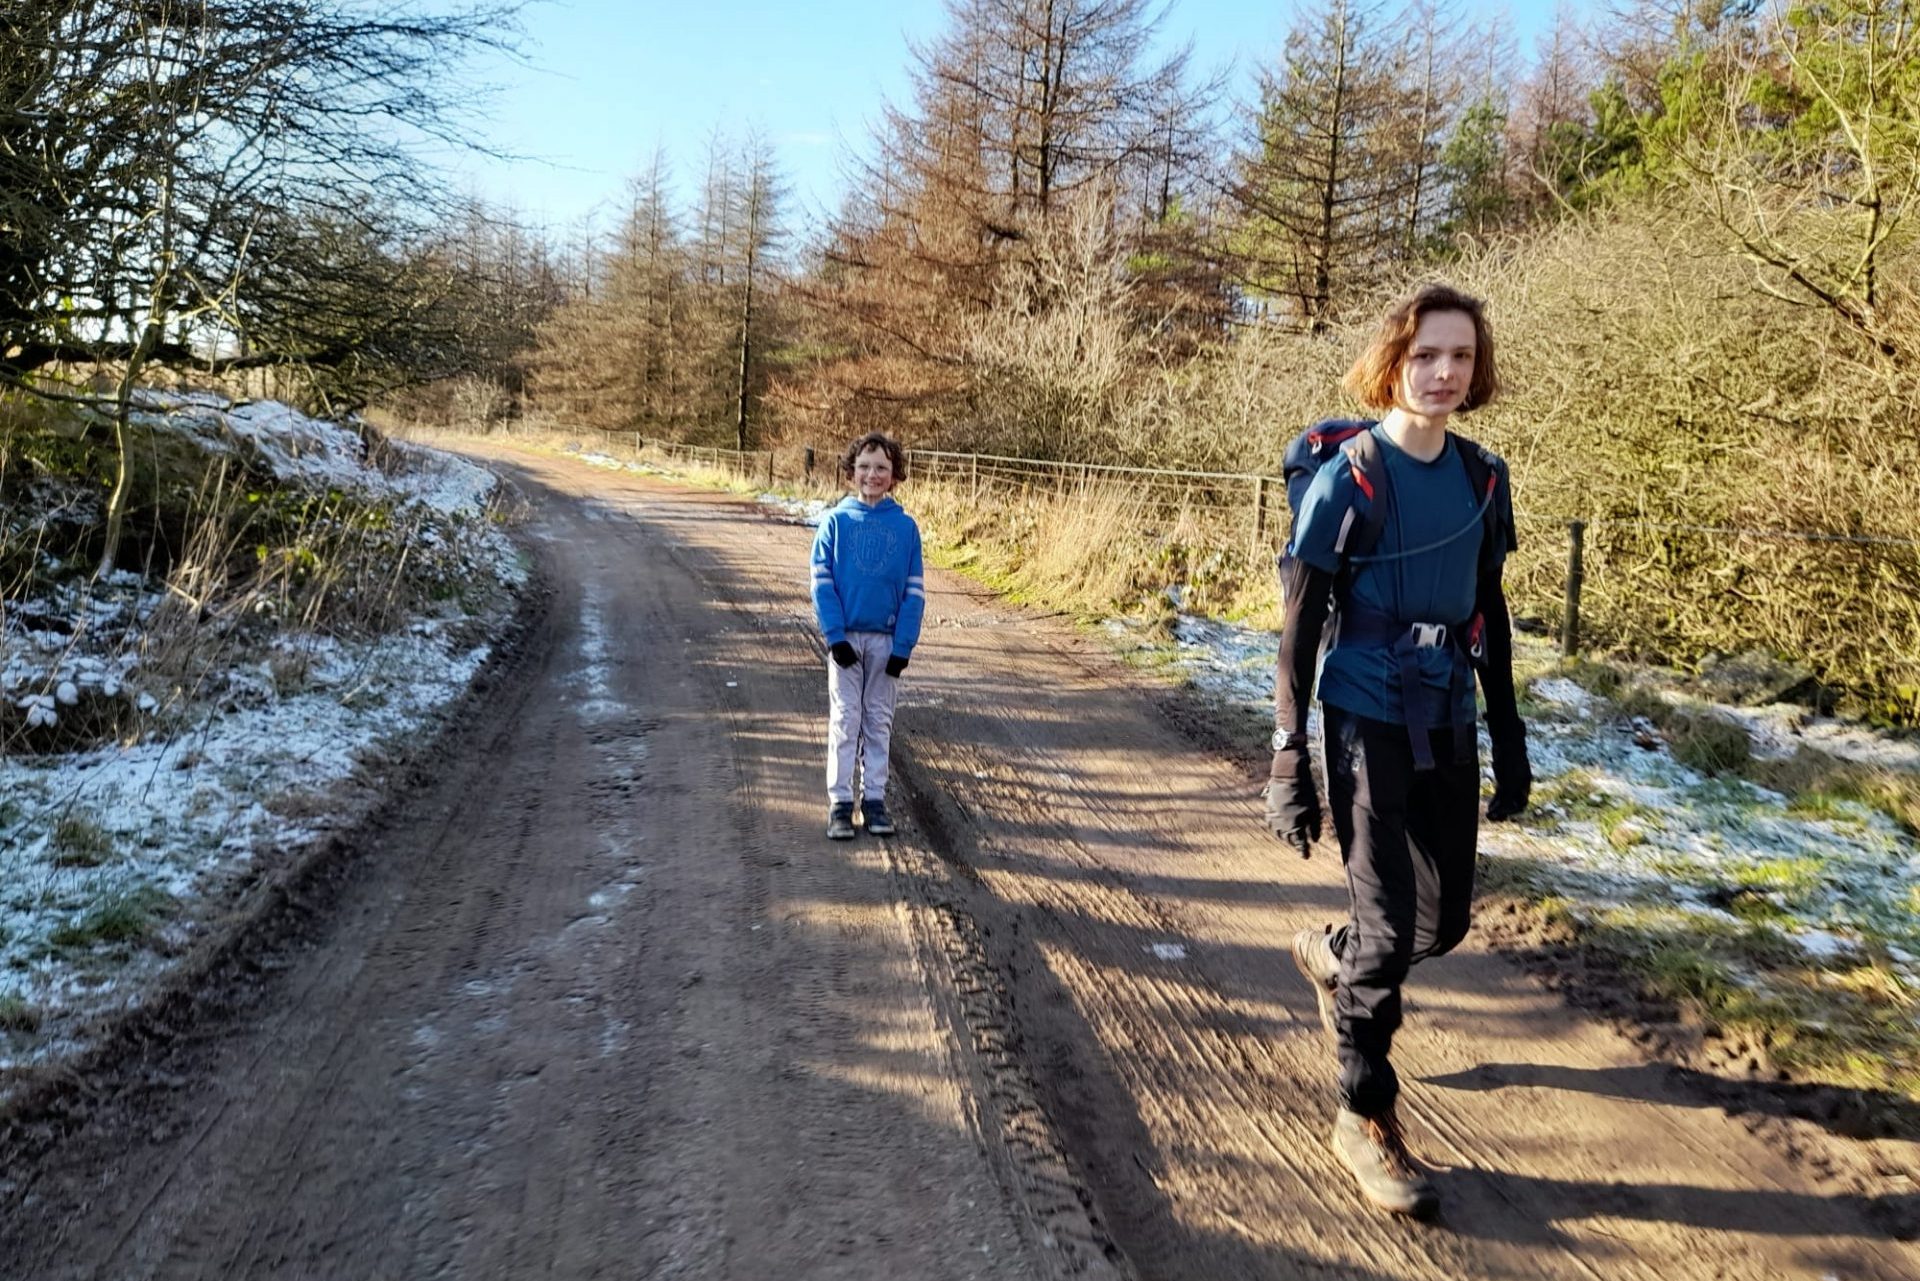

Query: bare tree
[
  {"left": 730, "top": 136, "right": 788, "bottom": 450},
  {"left": 1670, "top": 0, "right": 1918, "bottom": 356},
  {"left": 0, "top": 0, "right": 524, "bottom": 567},
  {"left": 5, "top": 2, "right": 520, "bottom": 378},
  {"left": 788, "top": 0, "right": 1208, "bottom": 441},
  {"left": 1227, "top": 0, "right": 1411, "bottom": 330}
]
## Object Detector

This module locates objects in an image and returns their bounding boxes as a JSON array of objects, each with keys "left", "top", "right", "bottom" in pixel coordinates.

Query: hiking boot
[
  {"left": 1291, "top": 926, "right": 1340, "bottom": 1044},
  {"left": 861, "top": 798, "right": 895, "bottom": 836},
  {"left": 826, "top": 802, "right": 856, "bottom": 841},
  {"left": 1330, "top": 1106, "right": 1439, "bottom": 1218}
]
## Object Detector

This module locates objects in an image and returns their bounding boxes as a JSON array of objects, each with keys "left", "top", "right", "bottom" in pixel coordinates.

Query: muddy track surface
[{"left": 2, "top": 448, "right": 1914, "bottom": 1280}]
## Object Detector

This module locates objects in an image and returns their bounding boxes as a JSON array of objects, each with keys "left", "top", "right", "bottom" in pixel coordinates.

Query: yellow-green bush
[{"left": 987, "top": 204, "right": 1920, "bottom": 721}]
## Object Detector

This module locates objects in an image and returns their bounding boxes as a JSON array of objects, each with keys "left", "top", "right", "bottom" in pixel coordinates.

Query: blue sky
[{"left": 455, "top": 0, "right": 1563, "bottom": 237}]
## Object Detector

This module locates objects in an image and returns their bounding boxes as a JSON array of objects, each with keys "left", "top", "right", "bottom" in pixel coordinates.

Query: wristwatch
[{"left": 1272, "top": 729, "right": 1308, "bottom": 751}]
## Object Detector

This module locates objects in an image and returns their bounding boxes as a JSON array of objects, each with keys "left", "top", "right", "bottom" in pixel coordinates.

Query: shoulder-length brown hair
[
  {"left": 1342, "top": 283, "right": 1501, "bottom": 414},
  {"left": 840, "top": 431, "right": 908, "bottom": 481}
]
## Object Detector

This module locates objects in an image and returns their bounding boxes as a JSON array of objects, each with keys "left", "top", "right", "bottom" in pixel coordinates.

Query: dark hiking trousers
[{"left": 1323, "top": 705, "right": 1480, "bottom": 1118}]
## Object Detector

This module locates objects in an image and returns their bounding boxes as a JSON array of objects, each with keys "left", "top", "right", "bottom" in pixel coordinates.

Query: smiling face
[
  {"left": 852, "top": 445, "right": 897, "bottom": 504},
  {"left": 1396, "top": 309, "right": 1477, "bottom": 422}
]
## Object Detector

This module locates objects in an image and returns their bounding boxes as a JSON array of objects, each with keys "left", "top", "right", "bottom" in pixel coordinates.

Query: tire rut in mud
[{"left": 888, "top": 733, "right": 1135, "bottom": 1280}]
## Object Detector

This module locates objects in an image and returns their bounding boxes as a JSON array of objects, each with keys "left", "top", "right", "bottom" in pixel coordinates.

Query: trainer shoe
[
  {"left": 1291, "top": 926, "right": 1339, "bottom": 1044},
  {"left": 1330, "top": 1106, "right": 1439, "bottom": 1218},
  {"left": 826, "top": 802, "right": 856, "bottom": 841},
  {"left": 861, "top": 798, "right": 895, "bottom": 836}
]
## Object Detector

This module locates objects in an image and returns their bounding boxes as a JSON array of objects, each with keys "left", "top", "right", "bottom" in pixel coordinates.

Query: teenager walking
[{"left": 1267, "top": 283, "right": 1532, "bottom": 1217}]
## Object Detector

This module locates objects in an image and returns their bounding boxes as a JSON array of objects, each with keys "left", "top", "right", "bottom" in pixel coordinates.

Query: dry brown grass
[{"left": 909, "top": 473, "right": 1280, "bottom": 626}]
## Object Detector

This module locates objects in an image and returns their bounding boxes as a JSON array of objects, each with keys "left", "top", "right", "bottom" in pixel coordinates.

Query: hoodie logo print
[{"left": 854, "top": 522, "right": 899, "bottom": 575}]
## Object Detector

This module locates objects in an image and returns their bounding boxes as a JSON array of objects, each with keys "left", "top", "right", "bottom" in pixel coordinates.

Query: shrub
[
  {"left": 51, "top": 816, "right": 115, "bottom": 868},
  {"left": 1668, "top": 710, "right": 1753, "bottom": 775},
  {"left": 48, "top": 890, "right": 168, "bottom": 949}
]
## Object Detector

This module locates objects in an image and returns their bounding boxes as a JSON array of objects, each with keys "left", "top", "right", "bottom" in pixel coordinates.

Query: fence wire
[
  {"left": 600, "top": 428, "right": 1920, "bottom": 551},
  {"left": 591, "top": 429, "right": 1920, "bottom": 714}
]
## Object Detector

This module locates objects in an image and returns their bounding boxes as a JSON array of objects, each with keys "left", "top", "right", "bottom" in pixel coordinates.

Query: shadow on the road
[
  {"left": 512, "top": 458, "right": 1912, "bottom": 1278},
  {"left": 1438, "top": 1164, "right": 1920, "bottom": 1246},
  {"left": 1428, "top": 1059, "right": 1920, "bottom": 1143}
]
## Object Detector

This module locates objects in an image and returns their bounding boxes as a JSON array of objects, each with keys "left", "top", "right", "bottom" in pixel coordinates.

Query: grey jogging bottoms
[{"left": 826, "top": 631, "right": 900, "bottom": 803}]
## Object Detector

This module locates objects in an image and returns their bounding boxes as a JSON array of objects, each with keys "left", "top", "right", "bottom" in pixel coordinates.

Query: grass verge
[{"left": 1479, "top": 856, "right": 1919, "bottom": 1125}]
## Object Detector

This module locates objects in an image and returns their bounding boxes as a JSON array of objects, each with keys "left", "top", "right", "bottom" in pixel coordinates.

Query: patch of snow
[
  {"left": 570, "top": 585, "right": 625, "bottom": 724},
  {"left": 1146, "top": 943, "right": 1188, "bottom": 962},
  {"left": 1723, "top": 702, "right": 1920, "bottom": 771},
  {"left": 1531, "top": 677, "right": 1595, "bottom": 715},
  {"left": 388, "top": 443, "right": 500, "bottom": 515},
  {"left": 1170, "top": 614, "right": 1277, "bottom": 711},
  {"left": 0, "top": 401, "right": 522, "bottom": 1078},
  {"left": 757, "top": 493, "right": 832, "bottom": 526},
  {"left": 126, "top": 391, "right": 373, "bottom": 495},
  {"left": 1794, "top": 929, "right": 1856, "bottom": 962}
]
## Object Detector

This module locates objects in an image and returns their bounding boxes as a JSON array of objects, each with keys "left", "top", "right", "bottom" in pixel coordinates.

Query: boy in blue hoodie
[{"left": 810, "top": 432, "right": 925, "bottom": 840}]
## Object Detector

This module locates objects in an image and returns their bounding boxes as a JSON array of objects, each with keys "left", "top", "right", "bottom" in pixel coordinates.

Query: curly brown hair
[
  {"left": 839, "top": 431, "right": 908, "bottom": 482},
  {"left": 1342, "top": 282, "right": 1501, "bottom": 414}
]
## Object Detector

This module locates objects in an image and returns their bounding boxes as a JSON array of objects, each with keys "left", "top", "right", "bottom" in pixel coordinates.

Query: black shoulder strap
[{"left": 1450, "top": 433, "right": 1514, "bottom": 571}]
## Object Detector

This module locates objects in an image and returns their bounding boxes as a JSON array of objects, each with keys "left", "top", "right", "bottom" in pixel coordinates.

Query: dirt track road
[{"left": 2, "top": 446, "right": 1914, "bottom": 1280}]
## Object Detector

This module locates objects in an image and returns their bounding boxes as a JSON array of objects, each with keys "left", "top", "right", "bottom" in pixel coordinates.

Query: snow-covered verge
[
  {"left": 0, "top": 397, "right": 525, "bottom": 1084},
  {"left": 1109, "top": 608, "right": 1918, "bottom": 964},
  {"left": 1503, "top": 677, "right": 1918, "bottom": 970}
]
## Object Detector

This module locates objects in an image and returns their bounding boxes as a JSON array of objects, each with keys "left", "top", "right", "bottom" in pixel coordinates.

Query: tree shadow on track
[
  {"left": 1430, "top": 1058, "right": 1920, "bottom": 1157},
  {"left": 546, "top": 463, "right": 1915, "bottom": 1279},
  {"left": 1436, "top": 1163, "right": 1920, "bottom": 1247}
]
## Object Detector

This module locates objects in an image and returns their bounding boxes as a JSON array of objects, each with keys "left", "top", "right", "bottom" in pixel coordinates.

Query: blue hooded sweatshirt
[{"left": 810, "top": 495, "right": 926, "bottom": 659}]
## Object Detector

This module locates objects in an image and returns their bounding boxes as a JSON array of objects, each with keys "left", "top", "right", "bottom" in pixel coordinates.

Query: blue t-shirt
[{"left": 1290, "top": 426, "right": 1497, "bottom": 728}]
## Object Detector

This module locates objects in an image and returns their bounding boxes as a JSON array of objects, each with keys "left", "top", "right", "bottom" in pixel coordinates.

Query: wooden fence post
[
  {"left": 970, "top": 454, "right": 979, "bottom": 503},
  {"left": 804, "top": 446, "right": 815, "bottom": 478},
  {"left": 1253, "top": 476, "right": 1268, "bottom": 549},
  {"left": 767, "top": 451, "right": 775, "bottom": 488},
  {"left": 1563, "top": 520, "right": 1587, "bottom": 658}
]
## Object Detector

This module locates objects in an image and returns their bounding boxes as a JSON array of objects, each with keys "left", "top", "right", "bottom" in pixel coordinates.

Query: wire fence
[
  {"left": 602, "top": 427, "right": 1920, "bottom": 551},
  {"left": 585, "top": 427, "right": 1920, "bottom": 715}
]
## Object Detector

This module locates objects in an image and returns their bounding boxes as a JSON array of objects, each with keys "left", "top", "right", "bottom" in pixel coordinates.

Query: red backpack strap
[{"left": 1337, "top": 429, "right": 1390, "bottom": 561}]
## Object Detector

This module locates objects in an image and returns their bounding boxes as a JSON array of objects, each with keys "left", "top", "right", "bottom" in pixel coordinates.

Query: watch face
[{"left": 1273, "top": 729, "right": 1289, "bottom": 750}]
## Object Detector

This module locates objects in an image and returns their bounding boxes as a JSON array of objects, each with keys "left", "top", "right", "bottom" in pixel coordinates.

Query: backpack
[
  {"left": 1280, "top": 417, "right": 1511, "bottom": 591},
  {"left": 1278, "top": 418, "right": 1517, "bottom": 770}
]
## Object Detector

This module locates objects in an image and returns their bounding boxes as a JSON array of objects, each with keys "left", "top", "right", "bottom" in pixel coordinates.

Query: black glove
[
  {"left": 1486, "top": 724, "right": 1532, "bottom": 822},
  {"left": 1265, "top": 745, "right": 1322, "bottom": 858},
  {"left": 884, "top": 654, "right": 908, "bottom": 678},
  {"left": 830, "top": 641, "right": 858, "bottom": 669}
]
